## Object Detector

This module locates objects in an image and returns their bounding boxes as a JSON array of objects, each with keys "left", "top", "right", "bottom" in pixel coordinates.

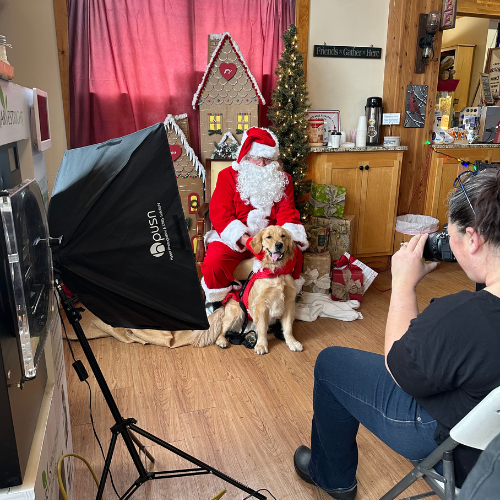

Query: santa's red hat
[{"left": 236, "top": 127, "right": 280, "bottom": 163}]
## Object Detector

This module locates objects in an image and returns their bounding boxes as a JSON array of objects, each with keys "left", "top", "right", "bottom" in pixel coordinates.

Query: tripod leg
[
  {"left": 97, "top": 432, "right": 119, "bottom": 500},
  {"left": 128, "top": 429, "right": 155, "bottom": 465}
]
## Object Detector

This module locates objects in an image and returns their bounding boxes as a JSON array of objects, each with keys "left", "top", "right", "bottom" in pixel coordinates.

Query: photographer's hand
[
  {"left": 385, "top": 234, "right": 439, "bottom": 379},
  {"left": 392, "top": 234, "right": 439, "bottom": 290}
]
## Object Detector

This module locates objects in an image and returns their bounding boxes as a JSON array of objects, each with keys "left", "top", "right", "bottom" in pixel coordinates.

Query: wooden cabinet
[
  {"left": 441, "top": 45, "right": 475, "bottom": 113},
  {"left": 307, "top": 150, "right": 404, "bottom": 257},
  {"left": 424, "top": 146, "right": 500, "bottom": 229}
]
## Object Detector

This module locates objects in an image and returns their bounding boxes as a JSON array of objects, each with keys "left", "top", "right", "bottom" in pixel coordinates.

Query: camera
[{"left": 423, "top": 223, "right": 456, "bottom": 262}]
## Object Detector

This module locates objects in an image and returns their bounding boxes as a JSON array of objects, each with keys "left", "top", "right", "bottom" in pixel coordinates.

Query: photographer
[{"left": 293, "top": 168, "right": 500, "bottom": 500}]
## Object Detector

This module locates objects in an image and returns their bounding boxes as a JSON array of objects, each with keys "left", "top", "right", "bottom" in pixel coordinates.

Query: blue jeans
[{"left": 308, "top": 347, "right": 439, "bottom": 493}]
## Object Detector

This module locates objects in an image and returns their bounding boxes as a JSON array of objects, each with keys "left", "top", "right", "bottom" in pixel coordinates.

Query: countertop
[
  {"left": 310, "top": 145, "right": 408, "bottom": 153},
  {"left": 430, "top": 143, "right": 500, "bottom": 149}
]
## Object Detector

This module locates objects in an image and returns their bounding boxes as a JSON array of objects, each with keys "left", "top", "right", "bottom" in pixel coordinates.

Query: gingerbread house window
[
  {"left": 208, "top": 113, "right": 222, "bottom": 135},
  {"left": 236, "top": 112, "right": 250, "bottom": 134}
]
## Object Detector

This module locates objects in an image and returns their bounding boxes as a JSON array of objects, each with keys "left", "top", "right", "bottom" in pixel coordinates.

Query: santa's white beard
[{"left": 236, "top": 160, "right": 288, "bottom": 210}]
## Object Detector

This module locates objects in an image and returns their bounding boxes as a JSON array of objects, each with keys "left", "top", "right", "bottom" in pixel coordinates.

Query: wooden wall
[
  {"left": 382, "top": 0, "right": 444, "bottom": 216},
  {"left": 53, "top": 0, "right": 70, "bottom": 148},
  {"left": 296, "top": 0, "right": 310, "bottom": 80}
]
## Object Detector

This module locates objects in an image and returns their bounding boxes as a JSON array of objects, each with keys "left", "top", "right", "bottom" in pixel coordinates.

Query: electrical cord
[
  {"left": 57, "top": 453, "right": 101, "bottom": 500},
  {"left": 55, "top": 294, "right": 121, "bottom": 499}
]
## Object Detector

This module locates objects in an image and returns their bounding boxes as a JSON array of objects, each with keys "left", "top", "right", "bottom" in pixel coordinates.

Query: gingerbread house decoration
[
  {"left": 163, "top": 113, "right": 205, "bottom": 253},
  {"left": 193, "top": 32, "right": 266, "bottom": 165},
  {"left": 211, "top": 131, "right": 239, "bottom": 159}
]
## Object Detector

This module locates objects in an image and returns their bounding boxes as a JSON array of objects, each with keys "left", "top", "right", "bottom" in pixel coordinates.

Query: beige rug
[{"left": 64, "top": 307, "right": 224, "bottom": 348}]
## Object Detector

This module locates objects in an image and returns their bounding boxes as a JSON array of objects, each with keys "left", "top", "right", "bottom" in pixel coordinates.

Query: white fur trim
[
  {"left": 294, "top": 276, "right": 306, "bottom": 295},
  {"left": 201, "top": 277, "right": 233, "bottom": 303},
  {"left": 220, "top": 219, "right": 249, "bottom": 252},
  {"left": 235, "top": 127, "right": 280, "bottom": 162},
  {"left": 248, "top": 142, "right": 278, "bottom": 160},
  {"left": 252, "top": 259, "right": 263, "bottom": 273},
  {"left": 282, "top": 223, "right": 309, "bottom": 250},
  {"left": 232, "top": 160, "right": 240, "bottom": 171},
  {"left": 246, "top": 207, "right": 271, "bottom": 236}
]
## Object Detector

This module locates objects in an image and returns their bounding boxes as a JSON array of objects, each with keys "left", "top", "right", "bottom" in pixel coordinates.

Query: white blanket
[{"left": 295, "top": 292, "right": 363, "bottom": 322}]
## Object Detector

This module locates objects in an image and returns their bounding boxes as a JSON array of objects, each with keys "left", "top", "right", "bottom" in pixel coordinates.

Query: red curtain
[{"left": 68, "top": 0, "right": 296, "bottom": 152}]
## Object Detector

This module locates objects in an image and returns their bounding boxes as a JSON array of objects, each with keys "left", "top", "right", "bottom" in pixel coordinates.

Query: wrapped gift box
[
  {"left": 331, "top": 254, "right": 363, "bottom": 302},
  {"left": 304, "top": 224, "right": 329, "bottom": 253},
  {"left": 310, "top": 215, "right": 355, "bottom": 261},
  {"left": 308, "top": 182, "right": 346, "bottom": 218},
  {"left": 302, "top": 252, "right": 331, "bottom": 294}
]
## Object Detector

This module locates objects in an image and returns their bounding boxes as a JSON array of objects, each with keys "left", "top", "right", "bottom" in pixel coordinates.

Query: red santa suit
[{"left": 200, "top": 127, "right": 308, "bottom": 302}]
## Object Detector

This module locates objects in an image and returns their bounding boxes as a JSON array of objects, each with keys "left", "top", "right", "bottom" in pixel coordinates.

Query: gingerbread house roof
[
  {"left": 163, "top": 114, "right": 206, "bottom": 182},
  {"left": 192, "top": 32, "right": 265, "bottom": 109}
]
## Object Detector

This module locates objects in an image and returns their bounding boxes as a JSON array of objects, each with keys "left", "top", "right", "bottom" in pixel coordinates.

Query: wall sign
[
  {"left": 440, "top": 0, "right": 457, "bottom": 31},
  {"left": 480, "top": 73, "right": 493, "bottom": 104},
  {"left": 486, "top": 48, "right": 500, "bottom": 100},
  {"left": 382, "top": 113, "right": 400, "bottom": 126},
  {"left": 0, "top": 80, "right": 30, "bottom": 146},
  {"left": 313, "top": 45, "right": 382, "bottom": 59}
]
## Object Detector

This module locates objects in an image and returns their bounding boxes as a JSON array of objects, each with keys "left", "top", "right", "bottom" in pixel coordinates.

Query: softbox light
[{"left": 48, "top": 123, "right": 208, "bottom": 331}]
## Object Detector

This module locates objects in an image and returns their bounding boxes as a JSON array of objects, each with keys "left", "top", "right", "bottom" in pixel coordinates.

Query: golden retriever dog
[{"left": 216, "top": 226, "right": 302, "bottom": 355}]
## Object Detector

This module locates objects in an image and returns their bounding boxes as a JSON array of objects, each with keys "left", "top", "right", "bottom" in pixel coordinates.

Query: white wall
[
  {"left": 307, "top": 0, "right": 390, "bottom": 136},
  {"left": 442, "top": 17, "right": 490, "bottom": 106},
  {"left": 0, "top": 0, "right": 67, "bottom": 196}
]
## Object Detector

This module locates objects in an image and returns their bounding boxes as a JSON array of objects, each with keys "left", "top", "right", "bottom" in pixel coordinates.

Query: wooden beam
[
  {"left": 383, "top": 0, "right": 444, "bottom": 217},
  {"left": 296, "top": 0, "right": 310, "bottom": 80},
  {"left": 457, "top": 0, "right": 500, "bottom": 18},
  {"left": 52, "top": 0, "right": 70, "bottom": 148}
]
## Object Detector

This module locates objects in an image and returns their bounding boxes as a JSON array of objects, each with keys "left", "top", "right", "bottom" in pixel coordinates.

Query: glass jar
[{"left": 0, "top": 35, "right": 11, "bottom": 64}]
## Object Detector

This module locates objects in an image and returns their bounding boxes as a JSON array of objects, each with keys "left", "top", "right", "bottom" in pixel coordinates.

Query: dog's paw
[
  {"left": 216, "top": 337, "right": 228, "bottom": 349},
  {"left": 254, "top": 343, "right": 269, "bottom": 355},
  {"left": 287, "top": 340, "right": 303, "bottom": 352}
]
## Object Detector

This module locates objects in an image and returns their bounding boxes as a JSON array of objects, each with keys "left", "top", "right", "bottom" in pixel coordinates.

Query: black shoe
[
  {"left": 294, "top": 446, "right": 357, "bottom": 500},
  {"left": 268, "top": 320, "right": 284, "bottom": 340}
]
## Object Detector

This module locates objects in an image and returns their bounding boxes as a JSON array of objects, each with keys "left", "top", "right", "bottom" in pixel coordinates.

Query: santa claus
[{"left": 201, "top": 127, "right": 308, "bottom": 304}]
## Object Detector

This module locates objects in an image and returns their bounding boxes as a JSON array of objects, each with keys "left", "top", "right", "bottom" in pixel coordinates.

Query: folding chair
[{"left": 380, "top": 386, "right": 500, "bottom": 500}]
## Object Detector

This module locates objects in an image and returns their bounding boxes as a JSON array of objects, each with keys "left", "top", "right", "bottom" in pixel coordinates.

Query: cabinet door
[
  {"left": 321, "top": 158, "right": 363, "bottom": 254},
  {"left": 357, "top": 159, "right": 401, "bottom": 255}
]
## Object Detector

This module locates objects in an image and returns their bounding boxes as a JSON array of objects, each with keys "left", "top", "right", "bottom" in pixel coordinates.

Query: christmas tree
[{"left": 268, "top": 24, "right": 311, "bottom": 221}]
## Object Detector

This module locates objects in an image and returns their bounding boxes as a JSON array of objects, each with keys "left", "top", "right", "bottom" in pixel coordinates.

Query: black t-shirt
[{"left": 387, "top": 290, "right": 500, "bottom": 486}]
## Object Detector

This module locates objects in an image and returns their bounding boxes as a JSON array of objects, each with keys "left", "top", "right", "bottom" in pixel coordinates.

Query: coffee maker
[{"left": 365, "top": 97, "right": 383, "bottom": 145}]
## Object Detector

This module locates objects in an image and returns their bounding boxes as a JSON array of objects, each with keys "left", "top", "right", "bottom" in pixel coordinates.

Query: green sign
[{"left": 314, "top": 45, "right": 382, "bottom": 59}]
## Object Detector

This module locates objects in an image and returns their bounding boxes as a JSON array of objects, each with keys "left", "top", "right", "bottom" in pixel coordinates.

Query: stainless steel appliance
[
  {"left": 0, "top": 179, "right": 55, "bottom": 488},
  {"left": 365, "top": 97, "right": 383, "bottom": 145},
  {"left": 478, "top": 106, "right": 500, "bottom": 143}
]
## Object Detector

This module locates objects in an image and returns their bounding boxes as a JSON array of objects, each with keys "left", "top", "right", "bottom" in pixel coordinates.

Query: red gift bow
[{"left": 333, "top": 254, "right": 361, "bottom": 272}]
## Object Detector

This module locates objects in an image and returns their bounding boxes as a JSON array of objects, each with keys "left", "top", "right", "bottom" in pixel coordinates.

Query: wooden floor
[{"left": 64, "top": 262, "right": 474, "bottom": 500}]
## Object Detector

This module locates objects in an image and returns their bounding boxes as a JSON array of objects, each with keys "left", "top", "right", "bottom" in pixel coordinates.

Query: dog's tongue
[{"left": 271, "top": 252, "right": 281, "bottom": 262}]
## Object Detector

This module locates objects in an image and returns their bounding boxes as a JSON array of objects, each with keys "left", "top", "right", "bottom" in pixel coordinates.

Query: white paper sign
[
  {"left": 0, "top": 80, "right": 30, "bottom": 146},
  {"left": 382, "top": 113, "right": 401, "bottom": 125}
]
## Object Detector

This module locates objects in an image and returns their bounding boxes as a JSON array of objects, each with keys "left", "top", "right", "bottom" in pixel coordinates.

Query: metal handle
[
  {"left": 359, "top": 165, "right": 363, "bottom": 171},
  {"left": 365, "top": 165, "right": 370, "bottom": 170}
]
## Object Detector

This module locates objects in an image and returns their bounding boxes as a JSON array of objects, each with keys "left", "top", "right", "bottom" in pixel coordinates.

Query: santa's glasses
[{"left": 246, "top": 155, "right": 274, "bottom": 165}]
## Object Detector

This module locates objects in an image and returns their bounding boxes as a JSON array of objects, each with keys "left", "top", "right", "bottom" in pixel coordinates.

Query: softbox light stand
[
  {"left": 55, "top": 280, "right": 266, "bottom": 500},
  {"left": 47, "top": 124, "right": 266, "bottom": 500}
]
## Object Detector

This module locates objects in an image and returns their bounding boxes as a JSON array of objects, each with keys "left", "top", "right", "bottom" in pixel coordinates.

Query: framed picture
[
  {"left": 440, "top": 0, "right": 457, "bottom": 30},
  {"left": 308, "top": 110, "right": 340, "bottom": 137},
  {"left": 404, "top": 85, "right": 428, "bottom": 128},
  {"left": 205, "top": 159, "right": 233, "bottom": 202}
]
